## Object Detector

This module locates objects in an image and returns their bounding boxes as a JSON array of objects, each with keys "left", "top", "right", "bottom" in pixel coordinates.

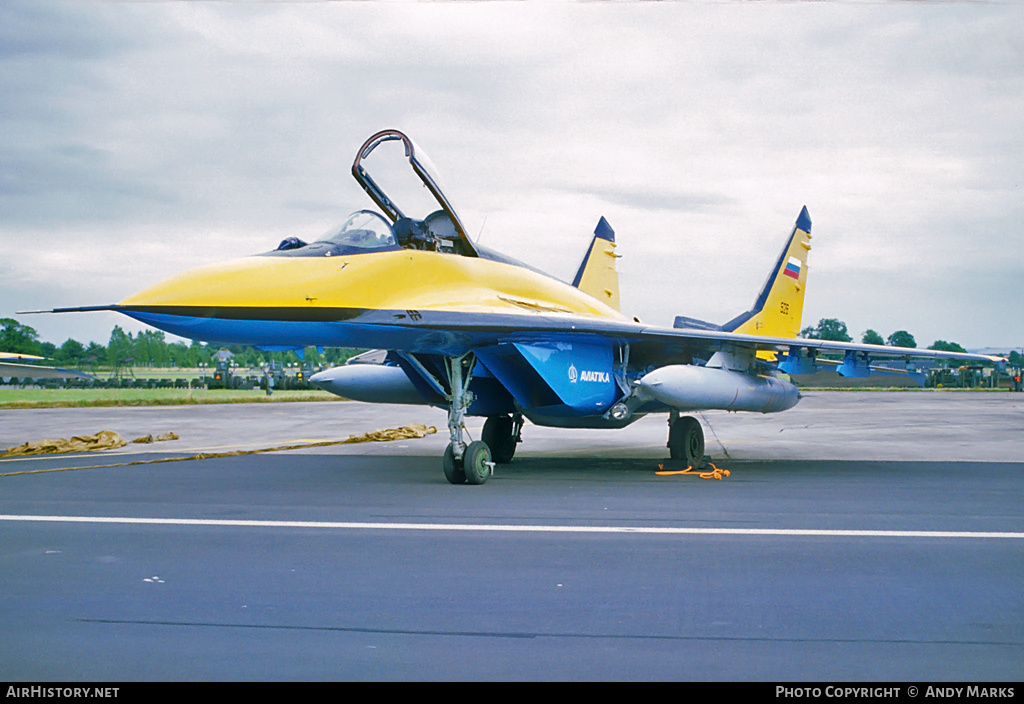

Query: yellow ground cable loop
[
  {"left": 655, "top": 462, "right": 731, "bottom": 480},
  {"left": 0, "top": 425, "right": 437, "bottom": 478}
]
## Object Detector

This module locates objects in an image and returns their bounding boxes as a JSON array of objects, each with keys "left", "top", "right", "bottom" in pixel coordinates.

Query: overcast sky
[{"left": 3, "top": 1, "right": 1022, "bottom": 351}]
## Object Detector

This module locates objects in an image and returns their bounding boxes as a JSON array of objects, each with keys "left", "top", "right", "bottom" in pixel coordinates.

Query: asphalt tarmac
[{"left": 1, "top": 391, "right": 1022, "bottom": 681}]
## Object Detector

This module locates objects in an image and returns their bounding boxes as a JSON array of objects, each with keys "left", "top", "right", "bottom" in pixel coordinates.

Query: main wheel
[
  {"left": 443, "top": 445, "right": 466, "bottom": 485},
  {"left": 482, "top": 416, "right": 517, "bottom": 464},
  {"left": 462, "top": 440, "right": 492, "bottom": 485},
  {"left": 668, "top": 415, "right": 705, "bottom": 466}
]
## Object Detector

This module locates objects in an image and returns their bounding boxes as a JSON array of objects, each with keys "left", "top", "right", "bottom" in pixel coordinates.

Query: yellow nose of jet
[
  {"left": 120, "top": 255, "right": 345, "bottom": 309},
  {"left": 118, "top": 243, "right": 630, "bottom": 343}
]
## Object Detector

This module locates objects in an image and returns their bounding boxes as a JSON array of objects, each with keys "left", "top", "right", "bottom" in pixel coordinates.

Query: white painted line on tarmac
[{"left": 2, "top": 514, "right": 1022, "bottom": 539}]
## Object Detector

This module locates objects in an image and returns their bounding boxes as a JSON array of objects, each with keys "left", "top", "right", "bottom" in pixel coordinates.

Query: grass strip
[{"left": 0, "top": 388, "right": 340, "bottom": 409}]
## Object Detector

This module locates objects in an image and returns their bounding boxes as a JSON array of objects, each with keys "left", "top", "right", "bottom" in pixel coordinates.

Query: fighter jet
[{"left": 43, "top": 129, "right": 1001, "bottom": 484}]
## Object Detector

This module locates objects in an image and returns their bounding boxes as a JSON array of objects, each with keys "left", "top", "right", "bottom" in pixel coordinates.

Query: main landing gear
[
  {"left": 667, "top": 410, "right": 705, "bottom": 467},
  {"left": 482, "top": 414, "right": 523, "bottom": 465}
]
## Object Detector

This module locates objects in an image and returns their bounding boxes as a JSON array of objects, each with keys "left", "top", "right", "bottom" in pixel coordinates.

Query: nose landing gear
[{"left": 442, "top": 353, "right": 495, "bottom": 485}]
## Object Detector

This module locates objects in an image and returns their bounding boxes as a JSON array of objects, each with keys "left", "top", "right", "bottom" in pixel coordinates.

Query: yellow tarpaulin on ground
[
  {"left": 2, "top": 425, "right": 436, "bottom": 459},
  {"left": 2, "top": 430, "right": 128, "bottom": 457},
  {"left": 345, "top": 424, "right": 434, "bottom": 443},
  {"left": 131, "top": 433, "right": 180, "bottom": 444}
]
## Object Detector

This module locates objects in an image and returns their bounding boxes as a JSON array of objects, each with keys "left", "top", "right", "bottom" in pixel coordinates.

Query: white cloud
[{"left": 2, "top": 1, "right": 1022, "bottom": 349}]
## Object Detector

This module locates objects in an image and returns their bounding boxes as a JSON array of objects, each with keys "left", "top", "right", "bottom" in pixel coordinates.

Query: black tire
[
  {"left": 443, "top": 445, "right": 466, "bottom": 485},
  {"left": 482, "top": 416, "right": 516, "bottom": 464},
  {"left": 668, "top": 416, "right": 705, "bottom": 466},
  {"left": 462, "top": 440, "right": 492, "bottom": 485}
]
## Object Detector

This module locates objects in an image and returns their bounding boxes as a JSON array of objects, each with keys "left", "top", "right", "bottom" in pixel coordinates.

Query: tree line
[
  {"left": 0, "top": 318, "right": 359, "bottom": 369},
  {"left": 799, "top": 317, "right": 958, "bottom": 351}
]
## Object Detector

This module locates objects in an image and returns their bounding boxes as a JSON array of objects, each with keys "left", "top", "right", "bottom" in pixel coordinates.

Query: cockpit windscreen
[
  {"left": 264, "top": 210, "right": 401, "bottom": 258},
  {"left": 315, "top": 210, "right": 397, "bottom": 250}
]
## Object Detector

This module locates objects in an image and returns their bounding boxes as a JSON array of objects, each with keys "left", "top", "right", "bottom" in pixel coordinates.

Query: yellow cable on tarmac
[{"left": 655, "top": 462, "right": 731, "bottom": 480}]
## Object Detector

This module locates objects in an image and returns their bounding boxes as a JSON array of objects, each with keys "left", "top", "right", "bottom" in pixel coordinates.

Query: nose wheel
[{"left": 442, "top": 445, "right": 466, "bottom": 484}]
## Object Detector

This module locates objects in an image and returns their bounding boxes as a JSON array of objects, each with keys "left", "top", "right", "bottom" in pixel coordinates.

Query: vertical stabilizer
[
  {"left": 723, "top": 206, "right": 812, "bottom": 339},
  {"left": 571, "top": 217, "right": 620, "bottom": 311}
]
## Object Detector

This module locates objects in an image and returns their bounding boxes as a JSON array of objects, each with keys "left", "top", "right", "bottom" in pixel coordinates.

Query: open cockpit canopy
[
  {"left": 267, "top": 129, "right": 479, "bottom": 258},
  {"left": 352, "top": 129, "right": 478, "bottom": 257}
]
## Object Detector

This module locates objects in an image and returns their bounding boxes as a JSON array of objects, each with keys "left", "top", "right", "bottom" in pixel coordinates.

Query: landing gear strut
[
  {"left": 668, "top": 411, "right": 705, "bottom": 467},
  {"left": 482, "top": 414, "right": 522, "bottom": 464},
  {"left": 442, "top": 353, "right": 493, "bottom": 485}
]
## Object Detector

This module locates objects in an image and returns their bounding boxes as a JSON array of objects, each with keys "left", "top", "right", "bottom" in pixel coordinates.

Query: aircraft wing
[
  {"left": 350, "top": 307, "right": 1002, "bottom": 368},
  {"left": 0, "top": 361, "right": 95, "bottom": 380},
  {"left": 0, "top": 352, "right": 46, "bottom": 362},
  {"left": 45, "top": 299, "right": 1000, "bottom": 369},
  {"left": 635, "top": 324, "right": 1001, "bottom": 362}
]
